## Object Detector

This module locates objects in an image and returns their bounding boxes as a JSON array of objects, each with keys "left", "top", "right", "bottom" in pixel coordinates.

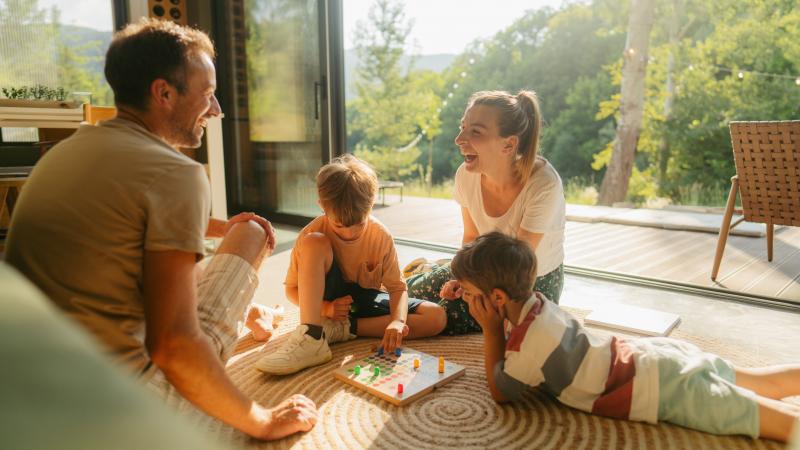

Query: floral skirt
[{"left": 405, "top": 262, "right": 564, "bottom": 336}]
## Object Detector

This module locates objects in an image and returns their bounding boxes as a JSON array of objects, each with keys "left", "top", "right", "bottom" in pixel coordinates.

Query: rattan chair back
[{"left": 729, "top": 121, "right": 800, "bottom": 227}]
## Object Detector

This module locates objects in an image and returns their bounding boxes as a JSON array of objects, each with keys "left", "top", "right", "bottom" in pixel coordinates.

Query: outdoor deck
[{"left": 371, "top": 195, "right": 800, "bottom": 302}]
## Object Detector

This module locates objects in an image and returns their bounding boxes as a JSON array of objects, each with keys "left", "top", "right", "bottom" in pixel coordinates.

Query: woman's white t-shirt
[{"left": 453, "top": 159, "right": 566, "bottom": 276}]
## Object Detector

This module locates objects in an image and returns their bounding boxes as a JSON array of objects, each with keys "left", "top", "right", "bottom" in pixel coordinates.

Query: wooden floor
[{"left": 372, "top": 195, "right": 800, "bottom": 302}]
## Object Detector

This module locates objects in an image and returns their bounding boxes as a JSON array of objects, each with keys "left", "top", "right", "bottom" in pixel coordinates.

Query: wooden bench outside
[{"left": 378, "top": 181, "right": 404, "bottom": 206}]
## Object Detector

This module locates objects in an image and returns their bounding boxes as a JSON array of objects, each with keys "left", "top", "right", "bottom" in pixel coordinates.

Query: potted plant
[{"left": 0, "top": 85, "right": 80, "bottom": 108}]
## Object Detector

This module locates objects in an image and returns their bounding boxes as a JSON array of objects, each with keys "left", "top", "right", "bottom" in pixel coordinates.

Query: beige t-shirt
[
  {"left": 453, "top": 159, "right": 566, "bottom": 276},
  {"left": 6, "top": 118, "right": 210, "bottom": 376},
  {"left": 285, "top": 215, "right": 407, "bottom": 294}
]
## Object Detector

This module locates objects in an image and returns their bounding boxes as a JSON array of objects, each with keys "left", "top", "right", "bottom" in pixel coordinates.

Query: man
[{"left": 6, "top": 19, "right": 316, "bottom": 440}]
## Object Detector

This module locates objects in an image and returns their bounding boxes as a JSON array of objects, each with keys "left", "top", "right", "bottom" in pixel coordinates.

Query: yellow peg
[{"left": 413, "top": 358, "right": 420, "bottom": 370}]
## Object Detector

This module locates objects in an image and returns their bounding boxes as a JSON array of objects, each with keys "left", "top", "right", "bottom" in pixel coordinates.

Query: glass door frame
[{"left": 212, "top": 0, "right": 346, "bottom": 227}]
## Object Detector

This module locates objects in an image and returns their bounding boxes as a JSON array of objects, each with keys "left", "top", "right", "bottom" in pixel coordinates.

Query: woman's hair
[
  {"left": 316, "top": 154, "right": 378, "bottom": 226},
  {"left": 451, "top": 231, "right": 538, "bottom": 302},
  {"left": 468, "top": 90, "right": 542, "bottom": 182}
]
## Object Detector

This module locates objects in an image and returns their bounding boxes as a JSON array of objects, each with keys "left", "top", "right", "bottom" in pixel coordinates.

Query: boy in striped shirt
[{"left": 451, "top": 232, "right": 800, "bottom": 442}]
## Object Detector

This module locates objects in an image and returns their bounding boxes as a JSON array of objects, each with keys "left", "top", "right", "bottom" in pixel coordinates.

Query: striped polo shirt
[{"left": 494, "top": 293, "right": 659, "bottom": 424}]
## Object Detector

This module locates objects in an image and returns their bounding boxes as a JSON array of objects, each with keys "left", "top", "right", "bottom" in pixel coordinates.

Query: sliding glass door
[{"left": 215, "top": 0, "right": 344, "bottom": 225}]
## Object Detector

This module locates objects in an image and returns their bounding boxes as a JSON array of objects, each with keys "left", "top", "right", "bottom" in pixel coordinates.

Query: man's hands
[
  {"left": 322, "top": 295, "right": 353, "bottom": 321},
  {"left": 255, "top": 394, "right": 318, "bottom": 441},
  {"left": 381, "top": 319, "right": 409, "bottom": 354},
  {"left": 464, "top": 294, "right": 504, "bottom": 332},
  {"left": 439, "top": 279, "right": 464, "bottom": 301},
  {"left": 225, "top": 212, "right": 277, "bottom": 255}
]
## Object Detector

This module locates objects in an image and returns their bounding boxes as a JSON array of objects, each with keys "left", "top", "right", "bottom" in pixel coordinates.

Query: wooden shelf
[{"left": 0, "top": 105, "right": 85, "bottom": 129}]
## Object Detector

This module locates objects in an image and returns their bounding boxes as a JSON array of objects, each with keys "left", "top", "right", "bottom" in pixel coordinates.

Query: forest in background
[
  {"left": 347, "top": 0, "right": 800, "bottom": 206},
  {"left": 0, "top": 0, "right": 112, "bottom": 106}
]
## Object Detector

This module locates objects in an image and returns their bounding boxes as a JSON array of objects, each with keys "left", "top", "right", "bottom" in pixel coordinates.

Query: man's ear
[
  {"left": 149, "top": 79, "right": 175, "bottom": 110},
  {"left": 491, "top": 288, "right": 510, "bottom": 308}
]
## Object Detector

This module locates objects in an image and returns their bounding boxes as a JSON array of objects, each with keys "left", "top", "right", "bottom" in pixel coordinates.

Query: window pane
[{"left": 0, "top": 0, "right": 114, "bottom": 105}]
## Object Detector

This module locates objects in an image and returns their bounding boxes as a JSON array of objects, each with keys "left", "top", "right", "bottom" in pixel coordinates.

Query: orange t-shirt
[{"left": 285, "top": 215, "right": 406, "bottom": 294}]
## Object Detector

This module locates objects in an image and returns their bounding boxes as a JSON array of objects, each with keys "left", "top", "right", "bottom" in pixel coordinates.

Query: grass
[
  {"left": 400, "top": 176, "right": 733, "bottom": 209},
  {"left": 401, "top": 178, "right": 455, "bottom": 199}
]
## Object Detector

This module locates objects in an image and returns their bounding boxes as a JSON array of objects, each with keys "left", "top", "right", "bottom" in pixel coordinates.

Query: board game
[{"left": 333, "top": 347, "right": 466, "bottom": 406}]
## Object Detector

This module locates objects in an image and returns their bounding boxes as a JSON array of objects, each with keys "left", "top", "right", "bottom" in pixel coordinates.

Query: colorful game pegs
[
  {"left": 395, "top": 348, "right": 402, "bottom": 357},
  {"left": 377, "top": 346, "right": 384, "bottom": 356},
  {"left": 354, "top": 365, "right": 361, "bottom": 376},
  {"left": 438, "top": 356, "right": 445, "bottom": 373},
  {"left": 397, "top": 383, "right": 404, "bottom": 394},
  {"left": 413, "top": 358, "right": 420, "bottom": 370},
  {"left": 374, "top": 366, "right": 380, "bottom": 377}
]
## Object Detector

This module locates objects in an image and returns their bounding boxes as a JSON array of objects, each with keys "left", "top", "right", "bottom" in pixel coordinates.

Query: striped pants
[{"left": 147, "top": 253, "right": 259, "bottom": 416}]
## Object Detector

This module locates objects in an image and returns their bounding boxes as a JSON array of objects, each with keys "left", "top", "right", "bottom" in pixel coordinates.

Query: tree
[
  {"left": 597, "top": 0, "right": 656, "bottom": 205},
  {"left": 347, "top": 0, "right": 442, "bottom": 181},
  {"left": 0, "top": 0, "right": 113, "bottom": 104},
  {"left": 429, "top": 2, "right": 626, "bottom": 185}
]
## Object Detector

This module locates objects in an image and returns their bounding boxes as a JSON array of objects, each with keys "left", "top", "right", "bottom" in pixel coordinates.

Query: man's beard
[{"left": 168, "top": 119, "right": 203, "bottom": 149}]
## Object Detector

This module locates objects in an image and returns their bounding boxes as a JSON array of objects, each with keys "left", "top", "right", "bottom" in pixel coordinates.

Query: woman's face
[{"left": 454, "top": 104, "right": 512, "bottom": 173}]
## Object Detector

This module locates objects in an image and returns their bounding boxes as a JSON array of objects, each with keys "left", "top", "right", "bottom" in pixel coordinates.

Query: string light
[
  {"left": 404, "top": 63, "right": 474, "bottom": 150},
  {"left": 624, "top": 49, "right": 799, "bottom": 86},
  {"left": 708, "top": 65, "right": 799, "bottom": 85}
]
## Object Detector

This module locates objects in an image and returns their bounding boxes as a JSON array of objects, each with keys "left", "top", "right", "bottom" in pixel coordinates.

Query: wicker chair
[{"left": 711, "top": 121, "right": 800, "bottom": 281}]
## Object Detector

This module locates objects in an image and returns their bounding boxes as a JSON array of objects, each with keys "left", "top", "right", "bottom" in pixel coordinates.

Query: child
[
  {"left": 255, "top": 155, "right": 447, "bottom": 375},
  {"left": 451, "top": 232, "right": 800, "bottom": 442}
]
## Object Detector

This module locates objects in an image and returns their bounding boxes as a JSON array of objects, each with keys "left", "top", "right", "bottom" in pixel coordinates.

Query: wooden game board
[{"left": 333, "top": 347, "right": 466, "bottom": 406}]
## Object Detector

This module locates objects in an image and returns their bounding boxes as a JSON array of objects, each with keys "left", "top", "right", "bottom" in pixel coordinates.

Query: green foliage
[
  {"left": 2, "top": 84, "right": 68, "bottom": 101},
  {"left": 646, "top": 0, "right": 800, "bottom": 203},
  {"left": 399, "top": 178, "right": 455, "bottom": 200},
  {"left": 0, "top": 0, "right": 112, "bottom": 105},
  {"left": 347, "top": 0, "right": 443, "bottom": 181},
  {"left": 429, "top": 2, "right": 626, "bottom": 184},
  {"left": 348, "top": 0, "right": 799, "bottom": 207}
]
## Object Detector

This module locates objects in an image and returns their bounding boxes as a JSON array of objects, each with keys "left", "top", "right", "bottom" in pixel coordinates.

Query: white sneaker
[
  {"left": 323, "top": 318, "right": 357, "bottom": 344},
  {"left": 254, "top": 325, "right": 332, "bottom": 375}
]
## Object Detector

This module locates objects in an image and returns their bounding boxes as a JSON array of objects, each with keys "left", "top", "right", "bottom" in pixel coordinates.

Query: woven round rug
[{"left": 196, "top": 307, "right": 788, "bottom": 450}]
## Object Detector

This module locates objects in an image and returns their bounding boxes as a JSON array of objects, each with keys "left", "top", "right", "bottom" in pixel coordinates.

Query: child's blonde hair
[
  {"left": 316, "top": 154, "right": 378, "bottom": 226},
  {"left": 451, "top": 232, "right": 538, "bottom": 302},
  {"left": 467, "top": 90, "right": 542, "bottom": 183}
]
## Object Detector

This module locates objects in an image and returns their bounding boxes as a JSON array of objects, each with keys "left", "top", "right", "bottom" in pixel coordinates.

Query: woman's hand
[
  {"left": 381, "top": 319, "right": 409, "bottom": 354},
  {"left": 322, "top": 295, "right": 353, "bottom": 321},
  {"left": 439, "top": 280, "right": 464, "bottom": 301}
]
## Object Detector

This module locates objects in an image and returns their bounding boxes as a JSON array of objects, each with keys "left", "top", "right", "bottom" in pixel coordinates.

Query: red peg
[{"left": 397, "top": 383, "right": 404, "bottom": 394}]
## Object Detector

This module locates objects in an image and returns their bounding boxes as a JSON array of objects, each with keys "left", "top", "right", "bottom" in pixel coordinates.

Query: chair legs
[
  {"left": 711, "top": 176, "right": 739, "bottom": 281},
  {"left": 767, "top": 221, "right": 774, "bottom": 262}
]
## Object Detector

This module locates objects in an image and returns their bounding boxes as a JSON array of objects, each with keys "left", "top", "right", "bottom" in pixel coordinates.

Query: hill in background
[{"left": 344, "top": 49, "right": 455, "bottom": 100}]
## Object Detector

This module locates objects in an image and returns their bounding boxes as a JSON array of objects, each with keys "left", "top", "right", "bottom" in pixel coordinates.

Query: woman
[{"left": 406, "top": 90, "right": 566, "bottom": 335}]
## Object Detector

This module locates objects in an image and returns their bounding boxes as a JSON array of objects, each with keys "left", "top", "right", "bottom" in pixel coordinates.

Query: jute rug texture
[{"left": 197, "top": 308, "right": 787, "bottom": 450}]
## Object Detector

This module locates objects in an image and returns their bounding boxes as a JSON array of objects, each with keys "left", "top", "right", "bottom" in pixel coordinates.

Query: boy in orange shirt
[{"left": 255, "top": 155, "right": 447, "bottom": 374}]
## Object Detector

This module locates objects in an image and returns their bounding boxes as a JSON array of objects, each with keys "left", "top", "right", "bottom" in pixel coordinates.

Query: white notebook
[{"left": 584, "top": 305, "right": 681, "bottom": 337}]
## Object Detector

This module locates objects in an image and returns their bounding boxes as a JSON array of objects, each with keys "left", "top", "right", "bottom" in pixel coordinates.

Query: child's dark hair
[{"left": 451, "top": 232, "right": 537, "bottom": 302}]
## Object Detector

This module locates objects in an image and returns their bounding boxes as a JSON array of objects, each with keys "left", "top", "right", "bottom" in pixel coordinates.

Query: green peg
[
  {"left": 374, "top": 366, "right": 380, "bottom": 377},
  {"left": 354, "top": 365, "right": 361, "bottom": 376}
]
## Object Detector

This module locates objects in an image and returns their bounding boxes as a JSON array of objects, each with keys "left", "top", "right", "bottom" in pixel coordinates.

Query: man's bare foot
[{"left": 246, "top": 304, "right": 286, "bottom": 342}]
